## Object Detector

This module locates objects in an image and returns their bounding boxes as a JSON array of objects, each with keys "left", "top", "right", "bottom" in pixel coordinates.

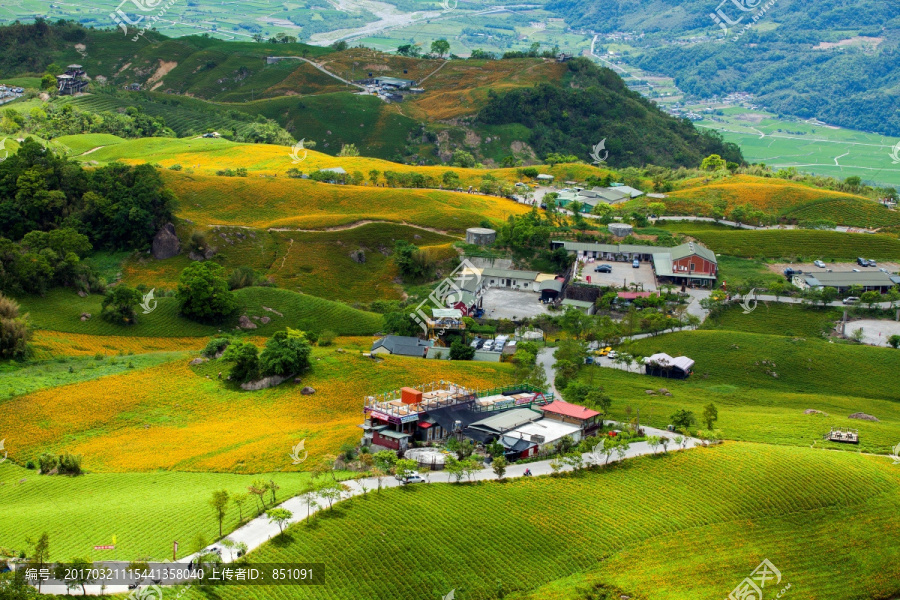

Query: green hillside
[
  {"left": 16, "top": 287, "right": 384, "bottom": 337},
  {"left": 173, "top": 444, "right": 900, "bottom": 600}
]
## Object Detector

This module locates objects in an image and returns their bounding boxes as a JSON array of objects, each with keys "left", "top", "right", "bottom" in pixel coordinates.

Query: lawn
[
  {"left": 589, "top": 327, "right": 900, "bottom": 453},
  {"left": 716, "top": 255, "right": 784, "bottom": 288},
  {"left": 15, "top": 286, "right": 384, "bottom": 338},
  {"left": 701, "top": 302, "right": 841, "bottom": 338},
  {"left": 0, "top": 346, "right": 515, "bottom": 472},
  {"left": 171, "top": 443, "right": 900, "bottom": 600}
]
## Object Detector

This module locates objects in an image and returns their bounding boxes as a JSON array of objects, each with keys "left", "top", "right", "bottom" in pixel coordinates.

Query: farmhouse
[
  {"left": 361, "top": 383, "right": 554, "bottom": 451},
  {"left": 505, "top": 418, "right": 583, "bottom": 452},
  {"left": 560, "top": 298, "right": 595, "bottom": 314},
  {"left": 643, "top": 353, "right": 695, "bottom": 379},
  {"left": 652, "top": 242, "right": 718, "bottom": 287},
  {"left": 370, "top": 335, "right": 433, "bottom": 358},
  {"left": 792, "top": 271, "right": 900, "bottom": 293},
  {"left": 553, "top": 240, "right": 718, "bottom": 287},
  {"left": 538, "top": 400, "right": 602, "bottom": 435},
  {"left": 448, "top": 265, "right": 558, "bottom": 314}
]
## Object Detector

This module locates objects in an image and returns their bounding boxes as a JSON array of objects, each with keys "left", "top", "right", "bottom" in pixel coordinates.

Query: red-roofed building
[
  {"left": 538, "top": 401, "right": 602, "bottom": 434},
  {"left": 617, "top": 291, "right": 651, "bottom": 300}
]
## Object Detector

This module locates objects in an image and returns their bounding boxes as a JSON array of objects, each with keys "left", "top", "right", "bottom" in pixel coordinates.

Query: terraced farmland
[
  {"left": 170, "top": 444, "right": 900, "bottom": 600},
  {"left": 684, "top": 229, "right": 900, "bottom": 260}
]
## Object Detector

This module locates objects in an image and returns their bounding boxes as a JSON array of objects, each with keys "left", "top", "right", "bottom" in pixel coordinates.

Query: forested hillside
[
  {"left": 547, "top": 0, "right": 900, "bottom": 135},
  {"left": 477, "top": 58, "right": 743, "bottom": 168}
]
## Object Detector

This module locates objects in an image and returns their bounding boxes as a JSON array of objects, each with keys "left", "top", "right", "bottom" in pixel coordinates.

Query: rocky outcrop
[
  {"left": 152, "top": 223, "right": 180, "bottom": 259},
  {"left": 189, "top": 246, "right": 217, "bottom": 261},
  {"left": 240, "top": 374, "right": 289, "bottom": 391},
  {"left": 301, "top": 386, "right": 316, "bottom": 395},
  {"left": 849, "top": 412, "right": 879, "bottom": 422},
  {"left": 349, "top": 249, "right": 366, "bottom": 264},
  {"left": 238, "top": 315, "right": 257, "bottom": 329}
]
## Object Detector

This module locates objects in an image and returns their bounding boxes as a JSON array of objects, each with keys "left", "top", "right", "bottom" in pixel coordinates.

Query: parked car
[
  {"left": 857, "top": 257, "right": 868, "bottom": 266},
  {"left": 632, "top": 259, "right": 640, "bottom": 268},
  {"left": 814, "top": 260, "right": 826, "bottom": 268},
  {"left": 879, "top": 268, "right": 890, "bottom": 273},
  {"left": 595, "top": 264, "right": 613, "bottom": 273},
  {"left": 843, "top": 296, "right": 860, "bottom": 305},
  {"left": 399, "top": 471, "right": 425, "bottom": 485},
  {"left": 867, "top": 259, "right": 877, "bottom": 267},
  {"left": 852, "top": 268, "right": 861, "bottom": 272},
  {"left": 608, "top": 350, "right": 619, "bottom": 359},
  {"left": 783, "top": 267, "right": 802, "bottom": 277}
]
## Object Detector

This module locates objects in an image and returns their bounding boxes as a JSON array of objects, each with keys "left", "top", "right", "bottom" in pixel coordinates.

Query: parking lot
[
  {"left": 574, "top": 259, "right": 658, "bottom": 291},
  {"left": 481, "top": 288, "right": 551, "bottom": 320},
  {"left": 769, "top": 261, "right": 899, "bottom": 275}
]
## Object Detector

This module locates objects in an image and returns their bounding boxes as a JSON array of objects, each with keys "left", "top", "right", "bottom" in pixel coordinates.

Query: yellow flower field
[
  {"left": 165, "top": 171, "right": 531, "bottom": 231},
  {"left": 29, "top": 331, "right": 212, "bottom": 358},
  {"left": 666, "top": 175, "right": 868, "bottom": 215},
  {"left": 1, "top": 344, "right": 515, "bottom": 473}
]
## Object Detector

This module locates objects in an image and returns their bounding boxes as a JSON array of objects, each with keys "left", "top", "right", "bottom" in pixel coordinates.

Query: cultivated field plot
[
  {"left": 660, "top": 175, "right": 899, "bottom": 229},
  {"left": 0, "top": 345, "right": 515, "bottom": 473},
  {"left": 593, "top": 304, "right": 900, "bottom": 454},
  {"left": 164, "top": 171, "right": 530, "bottom": 232},
  {"left": 677, "top": 228, "right": 900, "bottom": 261},
  {"left": 695, "top": 107, "right": 900, "bottom": 188},
  {"left": 170, "top": 443, "right": 900, "bottom": 600}
]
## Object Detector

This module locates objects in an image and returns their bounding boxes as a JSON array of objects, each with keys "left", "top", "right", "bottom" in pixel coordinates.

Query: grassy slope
[
  {"left": 16, "top": 287, "right": 384, "bottom": 338},
  {"left": 0, "top": 460, "right": 316, "bottom": 563},
  {"left": 163, "top": 170, "right": 530, "bottom": 231},
  {"left": 592, "top": 304, "right": 900, "bottom": 453},
  {"left": 173, "top": 444, "right": 900, "bottom": 600},
  {"left": 0, "top": 344, "right": 515, "bottom": 472},
  {"left": 659, "top": 175, "right": 898, "bottom": 229},
  {"left": 267, "top": 224, "right": 458, "bottom": 302}
]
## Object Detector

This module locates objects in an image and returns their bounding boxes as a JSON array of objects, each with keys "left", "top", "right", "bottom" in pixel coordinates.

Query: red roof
[
  {"left": 617, "top": 291, "right": 651, "bottom": 299},
  {"left": 539, "top": 401, "right": 600, "bottom": 420}
]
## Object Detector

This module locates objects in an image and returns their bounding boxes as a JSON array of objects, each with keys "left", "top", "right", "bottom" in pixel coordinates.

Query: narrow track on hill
[{"left": 268, "top": 220, "right": 461, "bottom": 237}]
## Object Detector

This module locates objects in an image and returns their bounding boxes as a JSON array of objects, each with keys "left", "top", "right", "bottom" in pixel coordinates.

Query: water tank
[
  {"left": 466, "top": 227, "right": 497, "bottom": 246},
  {"left": 608, "top": 223, "right": 634, "bottom": 237}
]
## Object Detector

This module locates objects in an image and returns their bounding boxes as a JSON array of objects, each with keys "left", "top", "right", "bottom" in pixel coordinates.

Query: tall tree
[{"left": 209, "top": 490, "right": 230, "bottom": 537}]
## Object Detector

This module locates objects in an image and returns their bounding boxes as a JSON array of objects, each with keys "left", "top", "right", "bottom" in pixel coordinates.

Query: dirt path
[
  {"left": 268, "top": 220, "right": 460, "bottom": 237},
  {"left": 417, "top": 60, "right": 449, "bottom": 85},
  {"left": 79, "top": 146, "right": 105, "bottom": 156}
]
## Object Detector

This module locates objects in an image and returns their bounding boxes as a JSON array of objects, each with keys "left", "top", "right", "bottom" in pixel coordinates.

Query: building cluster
[
  {"left": 555, "top": 184, "right": 645, "bottom": 211},
  {"left": 0, "top": 84, "right": 25, "bottom": 104},
  {"left": 56, "top": 64, "right": 89, "bottom": 95},
  {"left": 553, "top": 240, "right": 719, "bottom": 288},
  {"left": 360, "top": 382, "right": 601, "bottom": 461},
  {"left": 792, "top": 271, "right": 900, "bottom": 294},
  {"left": 354, "top": 76, "right": 419, "bottom": 103}
]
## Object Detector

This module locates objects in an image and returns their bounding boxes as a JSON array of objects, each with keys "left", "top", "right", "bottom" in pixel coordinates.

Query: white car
[
  {"left": 399, "top": 471, "right": 425, "bottom": 484},
  {"left": 607, "top": 350, "right": 619, "bottom": 359},
  {"left": 814, "top": 260, "right": 826, "bottom": 268}
]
